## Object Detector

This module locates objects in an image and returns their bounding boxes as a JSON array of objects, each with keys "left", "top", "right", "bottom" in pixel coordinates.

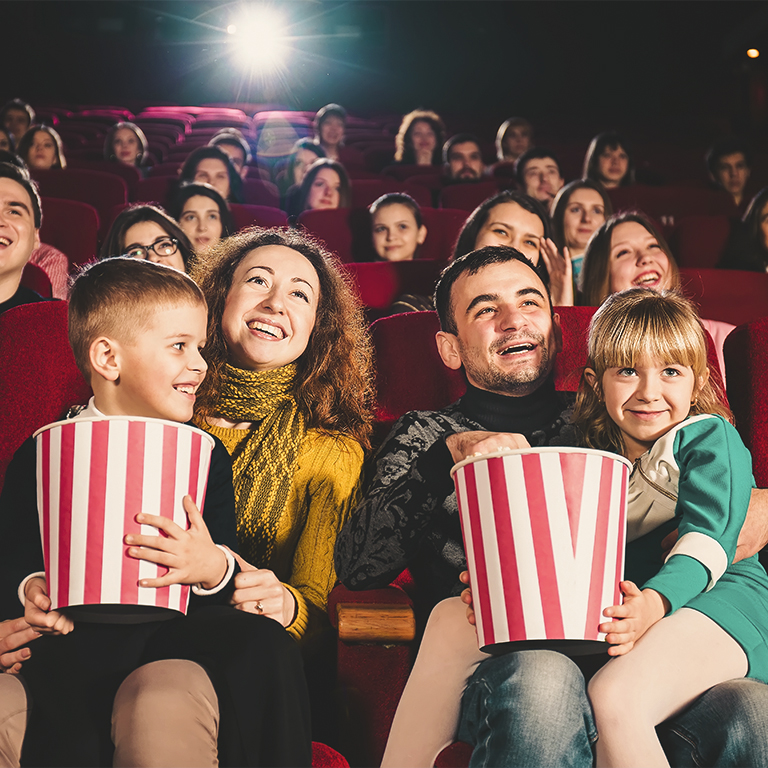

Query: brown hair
[
  {"left": 192, "top": 227, "right": 373, "bottom": 448},
  {"left": 394, "top": 109, "right": 446, "bottom": 165},
  {"left": 580, "top": 211, "right": 680, "bottom": 307},
  {"left": 68, "top": 256, "right": 206, "bottom": 384},
  {"left": 573, "top": 288, "right": 731, "bottom": 457}
]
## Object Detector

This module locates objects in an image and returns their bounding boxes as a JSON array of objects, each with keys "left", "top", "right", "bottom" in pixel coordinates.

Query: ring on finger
[{"left": 256, "top": 601, "right": 264, "bottom": 614}]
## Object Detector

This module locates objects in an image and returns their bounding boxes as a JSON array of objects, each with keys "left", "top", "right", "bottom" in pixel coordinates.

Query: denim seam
[{"left": 664, "top": 724, "right": 705, "bottom": 768}]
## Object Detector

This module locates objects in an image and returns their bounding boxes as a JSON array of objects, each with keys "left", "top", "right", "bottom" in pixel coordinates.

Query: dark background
[{"left": 5, "top": 1, "right": 768, "bottom": 139}]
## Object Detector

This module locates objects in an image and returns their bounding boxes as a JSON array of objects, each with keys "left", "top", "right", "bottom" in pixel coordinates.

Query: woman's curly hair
[{"left": 192, "top": 227, "right": 374, "bottom": 448}]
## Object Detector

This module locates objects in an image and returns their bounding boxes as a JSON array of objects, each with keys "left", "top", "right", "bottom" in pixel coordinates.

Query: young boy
[{"left": 0, "top": 257, "right": 311, "bottom": 767}]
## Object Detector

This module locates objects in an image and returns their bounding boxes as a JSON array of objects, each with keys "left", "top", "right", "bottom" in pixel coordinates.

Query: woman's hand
[
  {"left": 539, "top": 238, "right": 574, "bottom": 307},
  {"left": 599, "top": 581, "right": 669, "bottom": 655},
  {"left": 230, "top": 552, "right": 297, "bottom": 628},
  {"left": 0, "top": 617, "right": 40, "bottom": 673}
]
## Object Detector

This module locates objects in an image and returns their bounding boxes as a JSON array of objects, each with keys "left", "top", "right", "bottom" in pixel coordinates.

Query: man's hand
[
  {"left": 445, "top": 431, "right": 530, "bottom": 464},
  {"left": 459, "top": 570, "right": 476, "bottom": 626},
  {"left": 735, "top": 488, "right": 768, "bottom": 563},
  {"left": 125, "top": 495, "right": 227, "bottom": 590},
  {"left": 23, "top": 577, "right": 74, "bottom": 635},
  {"left": 0, "top": 617, "right": 40, "bottom": 673},
  {"left": 599, "top": 581, "right": 669, "bottom": 656}
]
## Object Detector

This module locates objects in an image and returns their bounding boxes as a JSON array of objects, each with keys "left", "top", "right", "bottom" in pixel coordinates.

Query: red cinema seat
[
  {"left": 31, "top": 169, "right": 127, "bottom": 238},
  {"left": 673, "top": 215, "right": 733, "bottom": 269},
  {"left": 39, "top": 197, "right": 100, "bottom": 268},
  {"left": 350, "top": 179, "right": 431, "bottom": 209},
  {"left": 64, "top": 159, "right": 142, "bottom": 201},
  {"left": 439, "top": 180, "right": 505, "bottom": 212},
  {"left": 383, "top": 164, "right": 443, "bottom": 182},
  {"left": 607, "top": 184, "right": 737, "bottom": 222},
  {"left": 241, "top": 179, "right": 280, "bottom": 207},
  {"left": 725, "top": 318, "right": 768, "bottom": 488},
  {"left": 0, "top": 302, "right": 92, "bottom": 493},
  {"left": 341, "top": 261, "right": 444, "bottom": 312},
  {"left": 297, "top": 209, "right": 368, "bottom": 263},
  {"left": 680, "top": 268, "right": 768, "bottom": 327},
  {"left": 20, "top": 262, "right": 53, "bottom": 298},
  {"left": 136, "top": 176, "right": 175, "bottom": 207},
  {"left": 229, "top": 204, "right": 288, "bottom": 231},
  {"left": 419, "top": 208, "right": 469, "bottom": 262}
]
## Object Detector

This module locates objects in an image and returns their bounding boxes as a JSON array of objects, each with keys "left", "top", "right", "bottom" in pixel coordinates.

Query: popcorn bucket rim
[
  {"left": 33, "top": 415, "right": 215, "bottom": 451},
  {"left": 450, "top": 445, "right": 632, "bottom": 478}
]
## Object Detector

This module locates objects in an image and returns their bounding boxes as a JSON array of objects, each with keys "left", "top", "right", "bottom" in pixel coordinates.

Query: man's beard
[{"left": 458, "top": 332, "right": 553, "bottom": 396}]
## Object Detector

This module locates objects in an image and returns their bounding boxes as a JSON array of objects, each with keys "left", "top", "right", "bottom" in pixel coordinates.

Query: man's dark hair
[
  {"left": 434, "top": 245, "right": 552, "bottom": 334},
  {"left": 209, "top": 128, "right": 252, "bottom": 164},
  {"left": 0, "top": 162, "right": 41, "bottom": 227},
  {"left": 514, "top": 147, "right": 563, "bottom": 186},
  {"left": 706, "top": 137, "right": 752, "bottom": 177},
  {"left": 442, "top": 133, "right": 482, "bottom": 165}
]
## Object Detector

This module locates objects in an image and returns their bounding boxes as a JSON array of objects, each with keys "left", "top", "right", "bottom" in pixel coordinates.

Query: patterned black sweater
[{"left": 334, "top": 378, "right": 578, "bottom": 615}]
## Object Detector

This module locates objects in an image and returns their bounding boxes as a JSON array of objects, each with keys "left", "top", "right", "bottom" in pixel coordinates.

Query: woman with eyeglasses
[{"left": 99, "top": 204, "right": 195, "bottom": 272}]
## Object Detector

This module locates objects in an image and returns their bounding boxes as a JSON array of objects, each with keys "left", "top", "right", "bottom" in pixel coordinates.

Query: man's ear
[
  {"left": 89, "top": 337, "right": 120, "bottom": 383},
  {"left": 552, "top": 311, "right": 563, "bottom": 354},
  {"left": 436, "top": 331, "right": 462, "bottom": 371}
]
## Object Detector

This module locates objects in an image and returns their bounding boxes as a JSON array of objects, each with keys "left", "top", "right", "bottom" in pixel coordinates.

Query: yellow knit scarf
[{"left": 213, "top": 363, "right": 306, "bottom": 566}]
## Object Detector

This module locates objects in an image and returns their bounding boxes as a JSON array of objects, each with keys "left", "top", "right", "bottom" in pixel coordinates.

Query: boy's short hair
[{"left": 68, "top": 257, "right": 206, "bottom": 383}]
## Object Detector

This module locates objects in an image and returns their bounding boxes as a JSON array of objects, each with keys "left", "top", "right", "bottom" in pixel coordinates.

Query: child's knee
[
  {"left": 588, "top": 664, "right": 628, "bottom": 726},
  {"left": 424, "top": 597, "right": 477, "bottom": 651}
]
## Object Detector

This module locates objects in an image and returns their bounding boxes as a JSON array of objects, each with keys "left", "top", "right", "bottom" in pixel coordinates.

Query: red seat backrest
[
  {"left": 439, "top": 180, "right": 504, "bottom": 212},
  {"left": 229, "top": 204, "right": 288, "bottom": 231},
  {"left": 39, "top": 197, "right": 100, "bottom": 268},
  {"left": 679, "top": 268, "right": 768, "bottom": 327},
  {"left": 350, "top": 179, "right": 431, "bottom": 209},
  {"left": 419, "top": 209, "right": 468, "bottom": 262},
  {"left": 342, "top": 261, "right": 444, "bottom": 310},
  {"left": 135, "top": 176, "right": 174, "bottom": 208},
  {"left": 20, "top": 263, "right": 52, "bottom": 298},
  {"left": 673, "top": 215, "right": 733, "bottom": 269},
  {"left": 607, "top": 184, "right": 737, "bottom": 221},
  {"left": 0, "top": 302, "right": 92, "bottom": 493},
  {"left": 241, "top": 179, "right": 280, "bottom": 208},
  {"left": 297, "top": 208, "right": 367, "bottom": 263}
]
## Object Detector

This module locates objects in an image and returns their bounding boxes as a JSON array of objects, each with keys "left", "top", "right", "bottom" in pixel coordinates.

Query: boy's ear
[
  {"left": 89, "top": 337, "right": 120, "bottom": 382},
  {"left": 584, "top": 366, "right": 600, "bottom": 397},
  {"left": 436, "top": 331, "right": 462, "bottom": 371}
]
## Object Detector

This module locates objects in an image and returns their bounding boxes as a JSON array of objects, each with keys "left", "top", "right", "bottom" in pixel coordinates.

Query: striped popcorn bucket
[
  {"left": 451, "top": 447, "right": 631, "bottom": 654},
  {"left": 33, "top": 417, "right": 214, "bottom": 619}
]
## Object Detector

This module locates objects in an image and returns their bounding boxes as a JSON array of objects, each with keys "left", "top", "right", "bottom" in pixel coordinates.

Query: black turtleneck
[{"left": 458, "top": 377, "right": 566, "bottom": 440}]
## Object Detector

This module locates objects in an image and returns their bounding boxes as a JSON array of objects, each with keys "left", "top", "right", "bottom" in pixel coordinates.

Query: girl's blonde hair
[{"left": 573, "top": 288, "right": 731, "bottom": 456}]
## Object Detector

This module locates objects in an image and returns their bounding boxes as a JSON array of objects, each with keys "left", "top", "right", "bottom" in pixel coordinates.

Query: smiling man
[{"left": 0, "top": 163, "right": 42, "bottom": 315}]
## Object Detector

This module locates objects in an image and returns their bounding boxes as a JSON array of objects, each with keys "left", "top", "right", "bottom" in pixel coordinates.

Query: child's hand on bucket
[
  {"left": 23, "top": 577, "right": 74, "bottom": 635},
  {"left": 599, "top": 581, "right": 670, "bottom": 656},
  {"left": 459, "top": 571, "right": 476, "bottom": 627}
]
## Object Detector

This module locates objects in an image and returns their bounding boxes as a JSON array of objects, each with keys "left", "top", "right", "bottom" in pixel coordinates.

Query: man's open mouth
[{"left": 500, "top": 343, "right": 536, "bottom": 356}]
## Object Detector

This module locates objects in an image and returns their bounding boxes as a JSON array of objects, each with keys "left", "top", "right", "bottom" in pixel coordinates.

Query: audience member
[
  {"left": 394, "top": 110, "right": 446, "bottom": 166},
  {"left": 443, "top": 134, "right": 485, "bottom": 183},
  {"left": 289, "top": 158, "right": 351, "bottom": 219},
  {"left": 707, "top": 137, "right": 752, "bottom": 211},
  {"left": 16, "top": 125, "right": 66, "bottom": 171},
  {"left": 580, "top": 210, "right": 734, "bottom": 374},
  {"left": 0, "top": 100, "right": 34, "bottom": 142},
  {"left": 583, "top": 131, "right": 635, "bottom": 189},
  {"left": 100, "top": 203, "right": 194, "bottom": 272},
  {"left": 0, "top": 257, "right": 312, "bottom": 767},
  {"left": 495, "top": 117, "right": 533, "bottom": 163},
  {"left": 103, "top": 121, "right": 148, "bottom": 169},
  {"left": 179, "top": 145, "right": 243, "bottom": 204},
  {"left": 719, "top": 186, "right": 768, "bottom": 272},
  {"left": 209, "top": 128, "right": 252, "bottom": 180},
  {"left": 168, "top": 182, "right": 234, "bottom": 257},
  {"left": 276, "top": 138, "right": 326, "bottom": 210},
  {"left": 369, "top": 193, "right": 427, "bottom": 262},
  {"left": 515, "top": 147, "right": 564, "bottom": 205},
  {"left": 453, "top": 189, "right": 573, "bottom": 305},
  {"left": 0, "top": 163, "right": 44, "bottom": 314},
  {"left": 0, "top": 128, "right": 15, "bottom": 154},
  {"left": 550, "top": 179, "right": 612, "bottom": 285},
  {"left": 313, "top": 103, "right": 347, "bottom": 161}
]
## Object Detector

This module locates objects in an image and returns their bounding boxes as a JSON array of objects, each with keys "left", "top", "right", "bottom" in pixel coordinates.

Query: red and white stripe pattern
[
  {"left": 35, "top": 418, "right": 214, "bottom": 615},
  {"left": 454, "top": 448, "right": 629, "bottom": 650}
]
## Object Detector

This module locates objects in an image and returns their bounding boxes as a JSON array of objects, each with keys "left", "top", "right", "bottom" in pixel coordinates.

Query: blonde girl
[{"left": 575, "top": 288, "right": 768, "bottom": 767}]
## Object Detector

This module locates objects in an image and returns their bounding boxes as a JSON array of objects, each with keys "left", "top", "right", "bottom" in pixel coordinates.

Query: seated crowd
[{"left": 2, "top": 96, "right": 768, "bottom": 768}]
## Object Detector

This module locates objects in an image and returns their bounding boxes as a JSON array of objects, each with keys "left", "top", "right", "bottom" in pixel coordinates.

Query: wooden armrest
[{"left": 336, "top": 602, "right": 416, "bottom": 643}]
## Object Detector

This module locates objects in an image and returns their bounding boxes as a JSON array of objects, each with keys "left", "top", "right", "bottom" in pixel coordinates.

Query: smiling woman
[{"left": 192, "top": 227, "right": 373, "bottom": 642}]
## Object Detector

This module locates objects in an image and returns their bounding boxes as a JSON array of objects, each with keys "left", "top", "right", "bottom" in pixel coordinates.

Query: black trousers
[{"left": 19, "top": 606, "right": 312, "bottom": 767}]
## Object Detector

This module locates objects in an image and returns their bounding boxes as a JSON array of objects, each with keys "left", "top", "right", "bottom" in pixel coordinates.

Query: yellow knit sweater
[{"left": 203, "top": 422, "right": 364, "bottom": 641}]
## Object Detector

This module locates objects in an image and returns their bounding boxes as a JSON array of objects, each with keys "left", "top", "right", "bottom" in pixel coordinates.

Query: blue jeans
[
  {"left": 458, "top": 652, "right": 768, "bottom": 768},
  {"left": 457, "top": 650, "right": 596, "bottom": 768}
]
